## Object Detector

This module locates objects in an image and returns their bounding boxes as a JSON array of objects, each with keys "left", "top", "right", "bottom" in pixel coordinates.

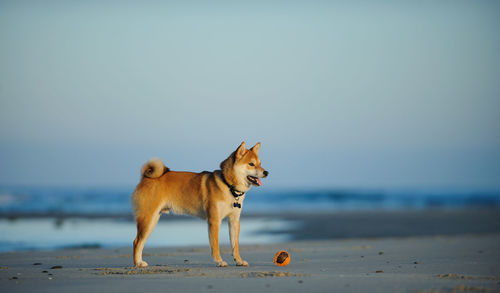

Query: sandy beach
[{"left": 1, "top": 210, "right": 500, "bottom": 293}]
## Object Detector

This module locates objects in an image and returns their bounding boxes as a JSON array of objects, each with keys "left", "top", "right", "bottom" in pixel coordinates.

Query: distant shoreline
[{"left": 2, "top": 208, "right": 500, "bottom": 240}]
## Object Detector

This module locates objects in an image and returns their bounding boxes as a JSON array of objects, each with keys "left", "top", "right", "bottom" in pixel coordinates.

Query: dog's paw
[
  {"left": 216, "top": 261, "right": 228, "bottom": 267},
  {"left": 236, "top": 260, "right": 249, "bottom": 266},
  {"left": 135, "top": 260, "right": 149, "bottom": 268}
]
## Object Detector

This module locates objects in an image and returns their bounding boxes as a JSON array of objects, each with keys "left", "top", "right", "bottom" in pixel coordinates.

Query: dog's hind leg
[{"left": 133, "top": 212, "right": 160, "bottom": 267}]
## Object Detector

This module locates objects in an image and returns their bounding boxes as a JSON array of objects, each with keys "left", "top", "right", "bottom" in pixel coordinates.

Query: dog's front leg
[
  {"left": 208, "top": 215, "right": 227, "bottom": 267},
  {"left": 228, "top": 213, "right": 248, "bottom": 266}
]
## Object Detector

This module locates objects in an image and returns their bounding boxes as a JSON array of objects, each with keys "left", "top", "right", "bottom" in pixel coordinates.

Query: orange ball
[{"left": 273, "top": 250, "right": 290, "bottom": 266}]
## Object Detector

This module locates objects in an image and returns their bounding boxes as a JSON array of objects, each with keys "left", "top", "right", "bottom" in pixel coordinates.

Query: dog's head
[{"left": 220, "top": 142, "right": 269, "bottom": 188}]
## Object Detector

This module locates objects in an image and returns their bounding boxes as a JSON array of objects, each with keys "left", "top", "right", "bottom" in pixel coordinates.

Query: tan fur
[{"left": 131, "top": 142, "right": 268, "bottom": 267}]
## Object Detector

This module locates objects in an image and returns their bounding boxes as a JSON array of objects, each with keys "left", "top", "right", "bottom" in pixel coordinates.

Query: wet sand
[{"left": 1, "top": 210, "right": 500, "bottom": 293}]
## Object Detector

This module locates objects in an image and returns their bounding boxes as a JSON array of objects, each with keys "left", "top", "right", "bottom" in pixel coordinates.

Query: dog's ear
[
  {"left": 250, "top": 142, "right": 261, "bottom": 154},
  {"left": 236, "top": 142, "right": 247, "bottom": 159},
  {"left": 220, "top": 142, "right": 245, "bottom": 170}
]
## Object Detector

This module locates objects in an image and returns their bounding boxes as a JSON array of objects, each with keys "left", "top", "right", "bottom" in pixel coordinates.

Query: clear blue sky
[{"left": 1, "top": 0, "right": 499, "bottom": 190}]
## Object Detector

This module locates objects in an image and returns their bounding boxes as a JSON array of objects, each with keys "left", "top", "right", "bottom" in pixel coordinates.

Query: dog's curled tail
[{"left": 141, "top": 158, "right": 169, "bottom": 179}]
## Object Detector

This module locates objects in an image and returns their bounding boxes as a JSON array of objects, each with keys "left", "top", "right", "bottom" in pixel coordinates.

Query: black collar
[{"left": 220, "top": 172, "right": 245, "bottom": 198}]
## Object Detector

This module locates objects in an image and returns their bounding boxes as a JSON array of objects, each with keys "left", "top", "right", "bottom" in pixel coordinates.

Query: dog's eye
[{"left": 249, "top": 163, "right": 255, "bottom": 166}]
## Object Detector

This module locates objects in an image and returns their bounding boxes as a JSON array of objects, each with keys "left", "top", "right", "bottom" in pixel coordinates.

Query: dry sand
[{"left": 1, "top": 210, "right": 500, "bottom": 293}]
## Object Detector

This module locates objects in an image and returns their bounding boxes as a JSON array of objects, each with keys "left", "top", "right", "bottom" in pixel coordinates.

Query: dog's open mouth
[{"left": 247, "top": 176, "right": 262, "bottom": 187}]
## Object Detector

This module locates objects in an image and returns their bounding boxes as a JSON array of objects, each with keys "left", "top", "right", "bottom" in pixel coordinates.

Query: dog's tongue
[{"left": 256, "top": 178, "right": 263, "bottom": 186}]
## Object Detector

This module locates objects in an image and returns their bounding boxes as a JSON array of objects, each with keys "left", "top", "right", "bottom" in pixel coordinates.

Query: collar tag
[{"left": 233, "top": 202, "right": 241, "bottom": 209}]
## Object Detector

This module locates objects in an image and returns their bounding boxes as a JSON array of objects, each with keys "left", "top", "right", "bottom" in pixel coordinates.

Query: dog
[{"left": 132, "top": 142, "right": 268, "bottom": 267}]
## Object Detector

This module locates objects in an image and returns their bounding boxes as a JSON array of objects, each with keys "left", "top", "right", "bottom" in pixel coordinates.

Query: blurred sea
[
  {"left": 1, "top": 186, "right": 499, "bottom": 216},
  {"left": 1, "top": 186, "right": 499, "bottom": 252}
]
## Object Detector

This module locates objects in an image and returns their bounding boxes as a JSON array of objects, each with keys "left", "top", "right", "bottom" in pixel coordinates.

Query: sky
[{"left": 1, "top": 0, "right": 499, "bottom": 190}]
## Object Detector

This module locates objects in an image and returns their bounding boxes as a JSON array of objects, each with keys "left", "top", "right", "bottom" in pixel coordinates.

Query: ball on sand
[{"left": 273, "top": 250, "right": 290, "bottom": 266}]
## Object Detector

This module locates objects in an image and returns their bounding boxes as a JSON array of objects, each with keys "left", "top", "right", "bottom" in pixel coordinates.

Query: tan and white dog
[{"left": 132, "top": 142, "right": 268, "bottom": 267}]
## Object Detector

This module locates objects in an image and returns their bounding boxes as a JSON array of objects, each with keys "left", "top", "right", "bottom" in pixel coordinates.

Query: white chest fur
[{"left": 218, "top": 194, "right": 245, "bottom": 220}]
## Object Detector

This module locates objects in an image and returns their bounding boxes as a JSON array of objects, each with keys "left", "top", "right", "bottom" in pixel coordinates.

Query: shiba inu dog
[{"left": 132, "top": 142, "right": 268, "bottom": 267}]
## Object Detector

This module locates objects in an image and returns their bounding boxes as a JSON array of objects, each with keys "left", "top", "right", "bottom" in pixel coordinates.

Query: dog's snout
[{"left": 263, "top": 170, "right": 269, "bottom": 177}]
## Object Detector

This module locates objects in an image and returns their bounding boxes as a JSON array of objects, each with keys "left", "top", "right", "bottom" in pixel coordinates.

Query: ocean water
[
  {"left": 0, "top": 217, "right": 296, "bottom": 252},
  {"left": 0, "top": 186, "right": 499, "bottom": 252},
  {"left": 0, "top": 186, "right": 499, "bottom": 216}
]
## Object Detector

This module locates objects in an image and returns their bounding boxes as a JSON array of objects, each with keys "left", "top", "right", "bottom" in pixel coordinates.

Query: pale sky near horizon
[{"left": 1, "top": 0, "right": 499, "bottom": 190}]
